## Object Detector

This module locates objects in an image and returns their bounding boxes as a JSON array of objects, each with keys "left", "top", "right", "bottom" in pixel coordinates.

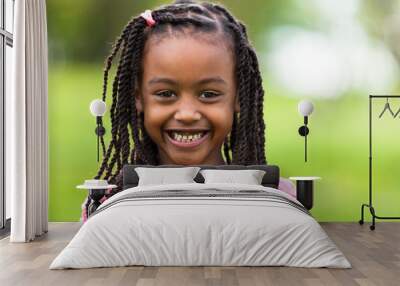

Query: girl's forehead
[
  {"left": 142, "top": 35, "right": 235, "bottom": 84},
  {"left": 144, "top": 31, "right": 233, "bottom": 58}
]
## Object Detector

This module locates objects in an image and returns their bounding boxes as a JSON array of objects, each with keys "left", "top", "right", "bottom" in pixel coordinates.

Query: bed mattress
[{"left": 50, "top": 183, "right": 351, "bottom": 269}]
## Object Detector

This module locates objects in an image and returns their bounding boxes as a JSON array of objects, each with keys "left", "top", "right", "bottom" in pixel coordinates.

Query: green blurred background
[{"left": 47, "top": 0, "right": 400, "bottom": 222}]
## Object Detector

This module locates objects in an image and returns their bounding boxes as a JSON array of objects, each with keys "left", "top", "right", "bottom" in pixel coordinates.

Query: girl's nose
[{"left": 174, "top": 106, "right": 201, "bottom": 122}]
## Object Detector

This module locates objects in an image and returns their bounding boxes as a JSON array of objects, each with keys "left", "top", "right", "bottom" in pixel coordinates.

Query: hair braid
[
  {"left": 236, "top": 47, "right": 250, "bottom": 164},
  {"left": 118, "top": 29, "right": 141, "bottom": 165},
  {"left": 110, "top": 21, "right": 148, "bottom": 187},
  {"left": 245, "top": 47, "right": 258, "bottom": 163},
  {"left": 95, "top": 41, "right": 126, "bottom": 180},
  {"left": 227, "top": 23, "right": 252, "bottom": 164},
  {"left": 141, "top": 120, "right": 159, "bottom": 164},
  {"left": 223, "top": 137, "right": 231, "bottom": 164},
  {"left": 96, "top": 18, "right": 146, "bottom": 181},
  {"left": 101, "top": 19, "right": 137, "bottom": 102},
  {"left": 231, "top": 112, "right": 238, "bottom": 145},
  {"left": 246, "top": 45, "right": 266, "bottom": 164}
]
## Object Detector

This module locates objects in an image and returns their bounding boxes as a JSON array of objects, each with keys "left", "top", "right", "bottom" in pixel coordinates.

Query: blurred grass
[{"left": 49, "top": 63, "right": 400, "bottom": 222}]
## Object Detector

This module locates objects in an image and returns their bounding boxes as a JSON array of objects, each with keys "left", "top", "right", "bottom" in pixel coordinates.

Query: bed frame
[{"left": 122, "top": 164, "right": 280, "bottom": 190}]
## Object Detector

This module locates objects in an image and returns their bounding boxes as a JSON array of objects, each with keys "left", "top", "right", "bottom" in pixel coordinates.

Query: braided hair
[{"left": 93, "top": 0, "right": 267, "bottom": 198}]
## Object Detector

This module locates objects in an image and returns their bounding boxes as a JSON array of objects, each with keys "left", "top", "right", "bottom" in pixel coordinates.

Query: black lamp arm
[
  {"left": 95, "top": 116, "right": 106, "bottom": 162},
  {"left": 96, "top": 116, "right": 102, "bottom": 126}
]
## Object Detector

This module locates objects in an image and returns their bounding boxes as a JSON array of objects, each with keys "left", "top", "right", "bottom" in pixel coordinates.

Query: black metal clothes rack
[{"left": 359, "top": 95, "right": 400, "bottom": 230}]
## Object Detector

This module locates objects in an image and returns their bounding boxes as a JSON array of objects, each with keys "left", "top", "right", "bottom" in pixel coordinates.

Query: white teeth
[{"left": 170, "top": 131, "right": 206, "bottom": 143}]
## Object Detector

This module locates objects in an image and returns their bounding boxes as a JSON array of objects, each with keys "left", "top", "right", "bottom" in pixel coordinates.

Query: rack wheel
[
  {"left": 370, "top": 225, "right": 375, "bottom": 231},
  {"left": 359, "top": 220, "right": 364, "bottom": 225}
]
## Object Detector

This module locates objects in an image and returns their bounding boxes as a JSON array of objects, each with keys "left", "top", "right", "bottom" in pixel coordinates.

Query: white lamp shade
[
  {"left": 298, "top": 100, "right": 314, "bottom": 116},
  {"left": 90, "top": 99, "right": 107, "bottom": 116}
]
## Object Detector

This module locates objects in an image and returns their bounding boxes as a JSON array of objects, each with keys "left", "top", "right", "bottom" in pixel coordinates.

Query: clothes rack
[{"left": 359, "top": 95, "right": 400, "bottom": 230}]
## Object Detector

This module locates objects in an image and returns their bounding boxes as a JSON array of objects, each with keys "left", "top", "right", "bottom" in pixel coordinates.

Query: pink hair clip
[{"left": 140, "top": 9, "right": 156, "bottom": 27}]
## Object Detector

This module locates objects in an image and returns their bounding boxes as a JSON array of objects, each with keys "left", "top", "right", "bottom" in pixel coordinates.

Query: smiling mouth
[{"left": 165, "top": 130, "right": 210, "bottom": 147}]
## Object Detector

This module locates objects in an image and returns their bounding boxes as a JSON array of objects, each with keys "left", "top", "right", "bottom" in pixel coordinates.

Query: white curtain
[{"left": 7, "top": 0, "right": 49, "bottom": 242}]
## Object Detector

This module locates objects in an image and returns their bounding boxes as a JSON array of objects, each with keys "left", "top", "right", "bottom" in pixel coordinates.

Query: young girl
[{"left": 81, "top": 0, "right": 294, "bottom": 222}]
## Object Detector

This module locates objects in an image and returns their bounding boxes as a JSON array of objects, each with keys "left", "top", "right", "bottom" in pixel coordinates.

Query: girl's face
[{"left": 135, "top": 34, "right": 239, "bottom": 165}]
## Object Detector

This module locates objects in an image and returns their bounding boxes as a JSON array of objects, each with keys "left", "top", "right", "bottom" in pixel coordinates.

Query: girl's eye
[
  {"left": 199, "top": 91, "right": 220, "bottom": 99},
  {"left": 155, "top": 90, "right": 176, "bottom": 99},
  {"left": 154, "top": 90, "right": 220, "bottom": 100}
]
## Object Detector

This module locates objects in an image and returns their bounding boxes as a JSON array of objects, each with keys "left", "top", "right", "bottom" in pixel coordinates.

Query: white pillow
[
  {"left": 200, "top": 169, "right": 266, "bottom": 185},
  {"left": 135, "top": 167, "right": 201, "bottom": 186}
]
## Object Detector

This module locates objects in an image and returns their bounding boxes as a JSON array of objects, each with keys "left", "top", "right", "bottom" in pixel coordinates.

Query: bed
[{"left": 49, "top": 164, "right": 351, "bottom": 269}]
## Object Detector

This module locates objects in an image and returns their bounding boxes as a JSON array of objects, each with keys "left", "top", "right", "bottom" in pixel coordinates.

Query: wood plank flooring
[{"left": 0, "top": 222, "right": 399, "bottom": 286}]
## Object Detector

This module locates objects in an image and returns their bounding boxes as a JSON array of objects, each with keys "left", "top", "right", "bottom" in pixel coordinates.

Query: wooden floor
[{"left": 0, "top": 222, "right": 399, "bottom": 286}]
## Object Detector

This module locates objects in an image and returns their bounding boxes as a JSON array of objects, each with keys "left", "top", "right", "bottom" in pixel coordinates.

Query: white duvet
[{"left": 50, "top": 183, "right": 351, "bottom": 269}]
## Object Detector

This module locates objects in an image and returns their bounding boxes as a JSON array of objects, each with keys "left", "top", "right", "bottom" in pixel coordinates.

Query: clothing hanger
[
  {"left": 378, "top": 98, "right": 395, "bottom": 118},
  {"left": 393, "top": 105, "right": 400, "bottom": 118}
]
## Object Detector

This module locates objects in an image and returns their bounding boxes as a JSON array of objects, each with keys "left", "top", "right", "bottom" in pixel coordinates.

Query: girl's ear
[
  {"left": 234, "top": 94, "right": 240, "bottom": 113},
  {"left": 134, "top": 90, "right": 143, "bottom": 113}
]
